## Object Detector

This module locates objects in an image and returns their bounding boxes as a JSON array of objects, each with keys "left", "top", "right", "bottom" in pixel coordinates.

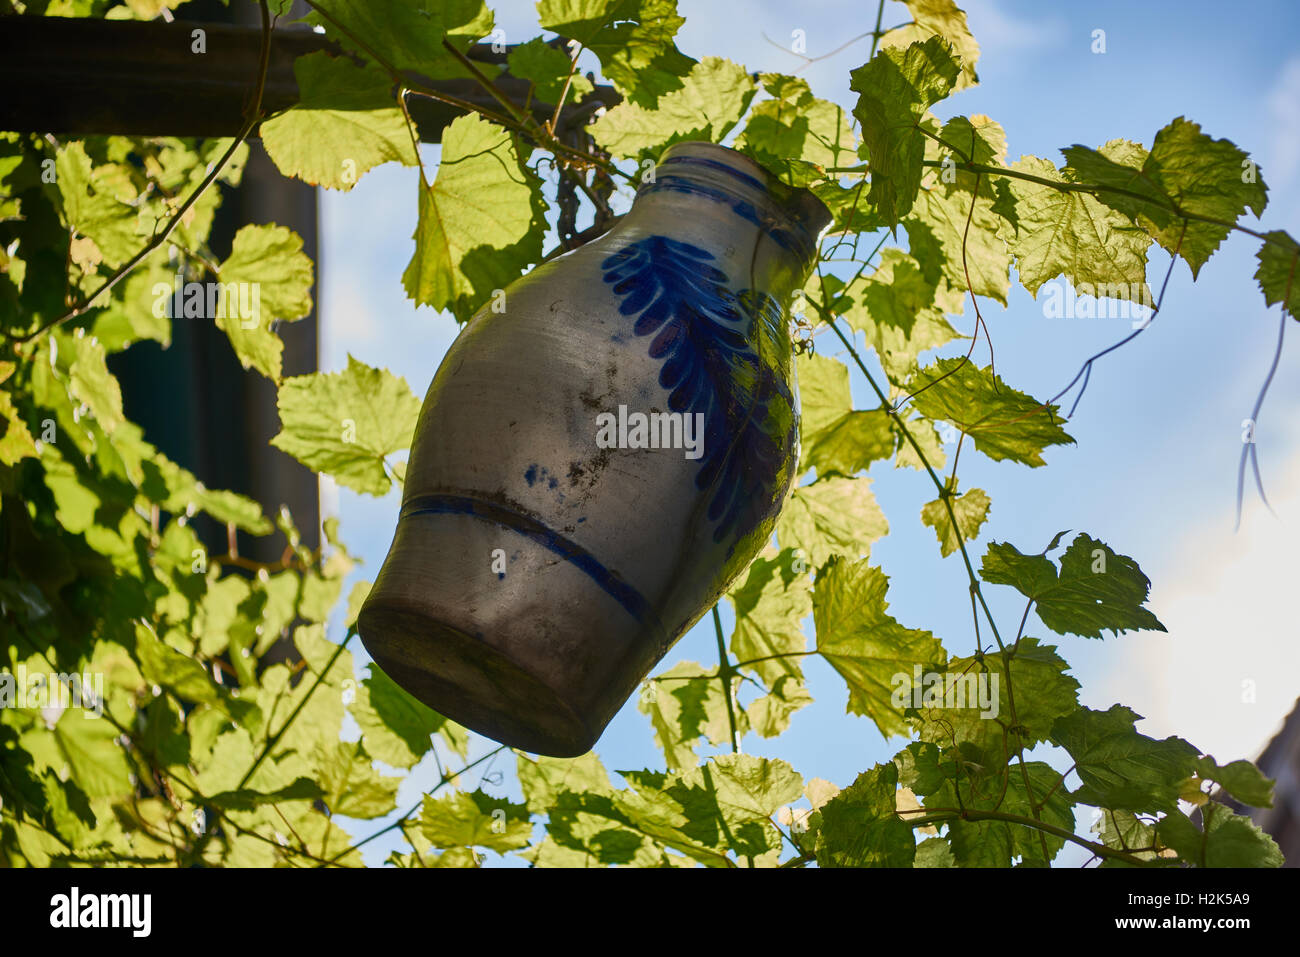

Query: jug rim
[{"left": 638, "top": 141, "right": 833, "bottom": 265}]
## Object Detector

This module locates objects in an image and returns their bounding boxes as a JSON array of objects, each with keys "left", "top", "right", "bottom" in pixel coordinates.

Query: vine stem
[
  {"left": 712, "top": 604, "right": 741, "bottom": 753},
  {"left": 817, "top": 304, "right": 1004, "bottom": 649},
  {"left": 237, "top": 624, "right": 356, "bottom": 790},
  {"left": 902, "top": 808, "right": 1158, "bottom": 867},
  {"left": 4, "top": 0, "right": 275, "bottom": 347},
  {"left": 322, "top": 744, "right": 510, "bottom": 866}
]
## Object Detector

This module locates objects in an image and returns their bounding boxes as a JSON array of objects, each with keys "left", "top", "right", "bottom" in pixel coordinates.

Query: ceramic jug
[{"left": 359, "top": 141, "right": 831, "bottom": 756}]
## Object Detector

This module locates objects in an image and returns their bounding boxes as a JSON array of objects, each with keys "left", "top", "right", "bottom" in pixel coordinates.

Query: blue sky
[{"left": 317, "top": 0, "right": 1300, "bottom": 865}]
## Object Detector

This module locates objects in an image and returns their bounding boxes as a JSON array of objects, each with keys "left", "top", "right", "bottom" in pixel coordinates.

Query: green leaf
[
  {"left": 814, "top": 763, "right": 915, "bottom": 867},
  {"left": 67, "top": 332, "right": 124, "bottom": 434},
  {"left": 678, "top": 753, "right": 803, "bottom": 824},
  {"left": 56, "top": 142, "right": 141, "bottom": 268},
  {"left": 1004, "top": 154, "right": 1152, "bottom": 301},
  {"left": 796, "top": 353, "right": 895, "bottom": 476},
  {"left": 271, "top": 354, "right": 421, "bottom": 496},
  {"left": 1255, "top": 230, "right": 1299, "bottom": 318},
  {"left": 306, "top": 0, "right": 492, "bottom": 74},
  {"left": 506, "top": 37, "right": 593, "bottom": 103},
  {"left": 313, "top": 740, "right": 402, "bottom": 819},
  {"left": 1136, "top": 117, "right": 1267, "bottom": 276},
  {"left": 639, "top": 660, "right": 746, "bottom": 771},
  {"left": 906, "top": 358, "right": 1074, "bottom": 467},
  {"left": 777, "top": 475, "right": 889, "bottom": 569},
  {"left": 216, "top": 224, "right": 315, "bottom": 380},
  {"left": 880, "top": 0, "right": 981, "bottom": 91},
  {"left": 849, "top": 36, "right": 961, "bottom": 226},
  {"left": 402, "top": 114, "right": 544, "bottom": 322},
  {"left": 943, "top": 760, "right": 1075, "bottom": 867},
  {"left": 727, "top": 549, "right": 812, "bottom": 688},
  {"left": 50, "top": 712, "right": 133, "bottom": 800},
  {"left": 907, "top": 163, "right": 1014, "bottom": 306},
  {"left": 981, "top": 533, "right": 1165, "bottom": 638},
  {"left": 920, "top": 486, "right": 990, "bottom": 557},
  {"left": 1051, "top": 705, "right": 1198, "bottom": 813},
  {"left": 537, "top": 0, "right": 696, "bottom": 106},
  {"left": 1059, "top": 138, "right": 1167, "bottom": 227},
  {"left": 261, "top": 52, "right": 418, "bottom": 191},
  {"left": 0, "top": 362, "right": 37, "bottom": 465},
  {"left": 1195, "top": 756, "right": 1274, "bottom": 809},
  {"left": 136, "top": 624, "right": 220, "bottom": 707},
  {"left": 204, "top": 778, "right": 325, "bottom": 811},
  {"left": 517, "top": 751, "right": 614, "bottom": 815},
  {"left": 1093, "top": 808, "right": 1161, "bottom": 863},
  {"left": 915, "top": 835, "right": 955, "bottom": 867},
  {"left": 909, "top": 636, "right": 1080, "bottom": 759},
  {"left": 745, "top": 675, "right": 813, "bottom": 739},
  {"left": 1157, "top": 802, "right": 1283, "bottom": 868},
  {"left": 736, "top": 74, "right": 856, "bottom": 186},
  {"left": 591, "top": 56, "right": 755, "bottom": 160},
  {"left": 349, "top": 663, "right": 466, "bottom": 770},
  {"left": 419, "top": 789, "right": 533, "bottom": 852},
  {"left": 814, "top": 556, "right": 944, "bottom": 737}
]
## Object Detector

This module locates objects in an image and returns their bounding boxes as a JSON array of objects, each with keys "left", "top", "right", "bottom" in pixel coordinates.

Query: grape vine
[{"left": 0, "top": 0, "right": 1292, "bottom": 869}]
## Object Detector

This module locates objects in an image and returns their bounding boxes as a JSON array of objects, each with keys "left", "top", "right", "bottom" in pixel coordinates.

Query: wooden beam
[{"left": 0, "top": 15, "right": 617, "bottom": 141}]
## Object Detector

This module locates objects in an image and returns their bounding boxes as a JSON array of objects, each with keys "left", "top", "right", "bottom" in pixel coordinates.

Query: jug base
[{"left": 358, "top": 599, "right": 597, "bottom": 758}]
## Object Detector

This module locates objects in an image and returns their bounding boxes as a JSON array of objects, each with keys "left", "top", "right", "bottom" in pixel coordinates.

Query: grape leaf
[
  {"left": 419, "top": 789, "right": 533, "bottom": 853},
  {"left": 271, "top": 354, "right": 421, "bottom": 496},
  {"left": 349, "top": 663, "right": 467, "bottom": 770},
  {"left": 639, "top": 660, "right": 747, "bottom": 770},
  {"left": 261, "top": 52, "right": 418, "bottom": 191},
  {"left": 1003, "top": 154, "right": 1152, "bottom": 301},
  {"left": 727, "top": 549, "right": 812, "bottom": 688},
  {"left": 67, "top": 332, "right": 124, "bottom": 434},
  {"left": 591, "top": 57, "right": 755, "bottom": 161},
  {"left": 905, "top": 358, "right": 1074, "bottom": 467},
  {"left": 537, "top": 0, "right": 696, "bottom": 106},
  {"left": 880, "top": 0, "right": 980, "bottom": 91},
  {"left": 305, "top": 0, "right": 493, "bottom": 74},
  {"left": 980, "top": 533, "right": 1165, "bottom": 638},
  {"left": 1255, "top": 229, "right": 1299, "bottom": 318},
  {"left": 909, "top": 636, "right": 1079, "bottom": 760},
  {"left": 1138, "top": 117, "right": 1268, "bottom": 276},
  {"left": 814, "top": 556, "right": 944, "bottom": 736},
  {"left": 1195, "top": 755, "right": 1274, "bottom": 809},
  {"left": 736, "top": 74, "right": 856, "bottom": 186},
  {"left": 216, "top": 224, "right": 315, "bottom": 380},
  {"left": 402, "top": 114, "right": 545, "bottom": 322},
  {"left": 795, "top": 353, "right": 894, "bottom": 476},
  {"left": 777, "top": 475, "right": 889, "bottom": 569},
  {"left": 814, "top": 763, "right": 915, "bottom": 867},
  {"left": 920, "top": 486, "right": 990, "bottom": 557},
  {"left": 849, "top": 36, "right": 961, "bottom": 226},
  {"left": 1157, "top": 802, "right": 1283, "bottom": 868},
  {"left": 506, "top": 37, "right": 594, "bottom": 103},
  {"left": 1051, "top": 705, "right": 1198, "bottom": 813}
]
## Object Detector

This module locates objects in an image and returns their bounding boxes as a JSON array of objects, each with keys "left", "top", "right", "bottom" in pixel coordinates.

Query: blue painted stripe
[
  {"left": 640, "top": 175, "right": 815, "bottom": 262},
  {"left": 658, "top": 153, "right": 771, "bottom": 193},
  {"left": 400, "top": 493, "right": 657, "bottom": 627}
]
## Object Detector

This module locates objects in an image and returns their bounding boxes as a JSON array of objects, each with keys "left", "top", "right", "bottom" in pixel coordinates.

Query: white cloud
[{"left": 1096, "top": 447, "right": 1300, "bottom": 761}]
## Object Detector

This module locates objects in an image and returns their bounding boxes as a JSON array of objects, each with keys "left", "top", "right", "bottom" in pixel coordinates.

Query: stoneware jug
[{"left": 359, "top": 141, "right": 831, "bottom": 756}]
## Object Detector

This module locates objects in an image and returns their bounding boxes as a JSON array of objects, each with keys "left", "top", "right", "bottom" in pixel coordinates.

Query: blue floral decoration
[{"left": 601, "top": 236, "right": 796, "bottom": 547}]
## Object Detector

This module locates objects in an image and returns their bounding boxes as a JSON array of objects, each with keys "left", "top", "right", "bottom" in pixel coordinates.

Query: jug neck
[{"left": 617, "top": 143, "right": 831, "bottom": 308}]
